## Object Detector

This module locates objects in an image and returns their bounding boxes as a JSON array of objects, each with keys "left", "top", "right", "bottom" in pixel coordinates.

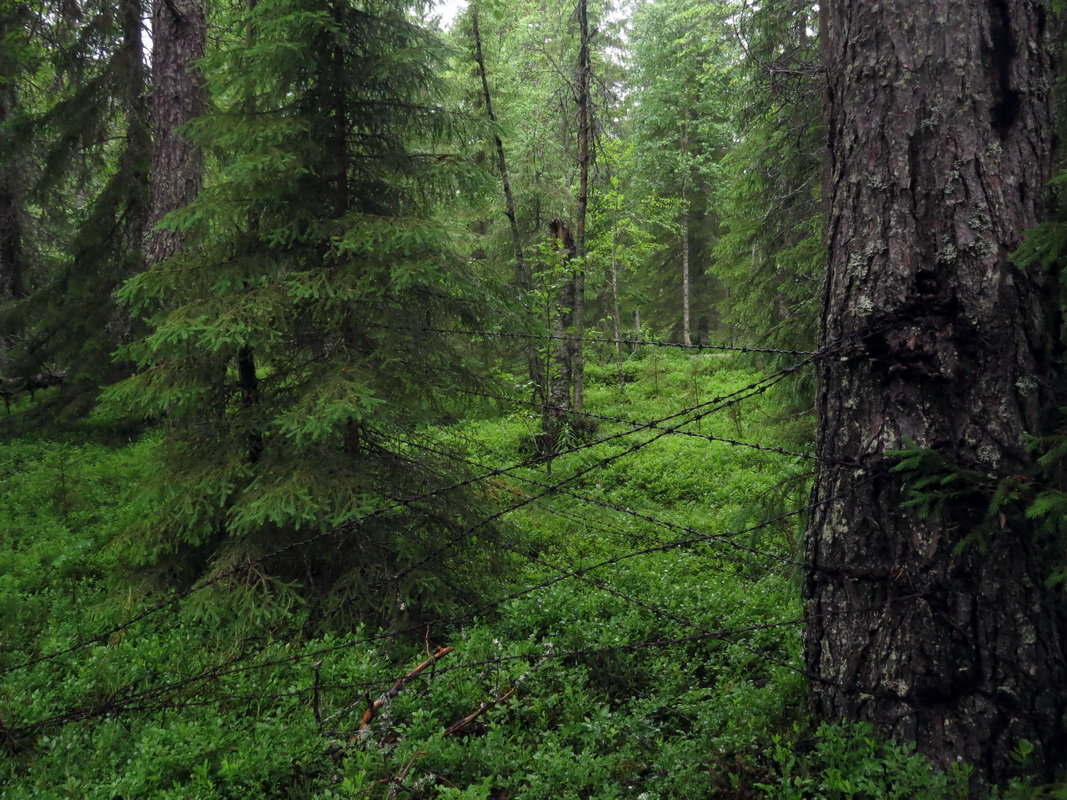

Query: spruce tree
[
  {"left": 0, "top": 0, "right": 150, "bottom": 409},
  {"left": 108, "top": 0, "right": 502, "bottom": 623}
]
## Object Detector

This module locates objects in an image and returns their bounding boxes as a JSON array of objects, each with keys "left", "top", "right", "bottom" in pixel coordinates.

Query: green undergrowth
[{"left": 0, "top": 351, "right": 977, "bottom": 798}]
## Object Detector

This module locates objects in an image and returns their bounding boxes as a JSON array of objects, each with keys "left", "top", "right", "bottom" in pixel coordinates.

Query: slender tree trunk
[
  {"left": 472, "top": 4, "right": 526, "bottom": 291},
  {"left": 679, "top": 123, "right": 691, "bottom": 348},
  {"left": 572, "top": 0, "right": 591, "bottom": 411},
  {"left": 542, "top": 218, "right": 577, "bottom": 459},
  {"left": 327, "top": 0, "right": 348, "bottom": 218},
  {"left": 0, "top": 180, "right": 22, "bottom": 304},
  {"left": 237, "top": 345, "right": 262, "bottom": 463},
  {"left": 470, "top": 3, "right": 542, "bottom": 397},
  {"left": 681, "top": 211, "right": 691, "bottom": 347},
  {"left": 806, "top": 0, "right": 1067, "bottom": 787},
  {"left": 238, "top": 0, "right": 262, "bottom": 463},
  {"left": 609, "top": 210, "right": 622, "bottom": 358},
  {"left": 145, "top": 0, "right": 205, "bottom": 266},
  {"left": 0, "top": 35, "right": 24, "bottom": 304}
]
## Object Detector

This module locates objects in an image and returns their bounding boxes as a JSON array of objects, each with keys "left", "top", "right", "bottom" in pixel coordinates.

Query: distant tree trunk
[
  {"left": 572, "top": 0, "right": 591, "bottom": 411},
  {"left": 0, "top": 25, "right": 25, "bottom": 304},
  {"left": 679, "top": 123, "right": 691, "bottom": 348},
  {"left": 145, "top": 0, "right": 205, "bottom": 266},
  {"left": 542, "top": 217, "right": 578, "bottom": 458},
  {"left": 327, "top": 0, "right": 348, "bottom": 218},
  {"left": 471, "top": 3, "right": 542, "bottom": 397},
  {"left": 237, "top": 345, "right": 262, "bottom": 462},
  {"left": 609, "top": 212, "right": 622, "bottom": 358},
  {"left": 681, "top": 210, "right": 691, "bottom": 347},
  {"left": 806, "top": 0, "right": 1067, "bottom": 787}
]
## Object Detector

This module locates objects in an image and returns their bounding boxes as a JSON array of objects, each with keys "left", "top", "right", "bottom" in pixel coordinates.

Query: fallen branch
[
  {"left": 388, "top": 749, "right": 428, "bottom": 800},
  {"left": 444, "top": 686, "right": 517, "bottom": 737},
  {"left": 358, "top": 646, "right": 454, "bottom": 731}
]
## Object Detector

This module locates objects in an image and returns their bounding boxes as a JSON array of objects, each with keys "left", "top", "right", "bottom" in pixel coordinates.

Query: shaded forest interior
[{"left": 2, "top": 0, "right": 1067, "bottom": 797}]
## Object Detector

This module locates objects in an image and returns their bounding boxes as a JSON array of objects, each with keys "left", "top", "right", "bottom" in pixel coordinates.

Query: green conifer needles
[{"left": 105, "top": 0, "right": 501, "bottom": 623}]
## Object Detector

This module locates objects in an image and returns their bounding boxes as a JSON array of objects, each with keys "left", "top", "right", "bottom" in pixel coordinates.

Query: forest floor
[{"left": 0, "top": 351, "right": 984, "bottom": 798}]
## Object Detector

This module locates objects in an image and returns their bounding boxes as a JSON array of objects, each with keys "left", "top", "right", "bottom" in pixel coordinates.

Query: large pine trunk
[{"left": 805, "top": 0, "right": 1067, "bottom": 786}]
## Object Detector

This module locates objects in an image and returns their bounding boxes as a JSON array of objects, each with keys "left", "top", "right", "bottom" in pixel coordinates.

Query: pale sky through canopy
[{"left": 433, "top": 0, "right": 468, "bottom": 26}]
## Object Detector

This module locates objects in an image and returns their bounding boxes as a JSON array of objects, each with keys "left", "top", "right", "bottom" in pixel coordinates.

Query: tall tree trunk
[
  {"left": 572, "top": 0, "right": 591, "bottom": 411},
  {"left": 805, "top": 0, "right": 1067, "bottom": 786},
  {"left": 470, "top": 3, "right": 542, "bottom": 398},
  {"left": 471, "top": 3, "right": 526, "bottom": 291},
  {"left": 327, "top": 0, "right": 348, "bottom": 218},
  {"left": 238, "top": 0, "right": 261, "bottom": 464},
  {"left": 681, "top": 210, "right": 691, "bottom": 347},
  {"left": 609, "top": 207, "right": 622, "bottom": 358},
  {"left": 237, "top": 345, "right": 262, "bottom": 463},
  {"left": 145, "top": 0, "right": 205, "bottom": 266},
  {"left": 542, "top": 218, "right": 577, "bottom": 459},
  {"left": 679, "top": 123, "right": 691, "bottom": 347},
  {"left": 0, "top": 167, "right": 23, "bottom": 305},
  {"left": 108, "top": 0, "right": 151, "bottom": 347}
]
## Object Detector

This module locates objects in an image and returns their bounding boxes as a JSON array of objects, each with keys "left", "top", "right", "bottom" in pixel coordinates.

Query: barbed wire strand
[
  {"left": 367, "top": 322, "right": 819, "bottom": 357},
  {"left": 3, "top": 355, "right": 812, "bottom": 677},
  {"left": 383, "top": 429, "right": 800, "bottom": 570},
  {"left": 438, "top": 382, "right": 825, "bottom": 464},
  {"left": 4, "top": 483, "right": 843, "bottom": 741}
]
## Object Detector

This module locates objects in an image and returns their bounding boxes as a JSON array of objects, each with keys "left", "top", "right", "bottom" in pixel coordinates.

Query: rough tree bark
[
  {"left": 805, "top": 0, "right": 1067, "bottom": 787},
  {"left": 145, "top": 0, "right": 205, "bottom": 266}
]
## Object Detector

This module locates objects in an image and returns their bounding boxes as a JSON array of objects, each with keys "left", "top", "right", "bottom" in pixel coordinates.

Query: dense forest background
[{"left": 1, "top": 0, "right": 1065, "bottom": 796}]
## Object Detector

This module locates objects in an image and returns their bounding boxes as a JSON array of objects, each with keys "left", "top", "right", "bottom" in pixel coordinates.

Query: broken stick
[{"left": 358, "top": 646, "right": 454, "bottom": 730}]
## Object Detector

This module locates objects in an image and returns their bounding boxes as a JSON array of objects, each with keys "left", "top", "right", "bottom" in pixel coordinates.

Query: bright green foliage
[
  {"left": 760, "top": 722, "right": 971, "bottom": 799},
  {"left": 0, "top": 354, "right": 979, "bottom": 798},
  {"left": 5, "top": 0, "right": 1067, "bottom": 795},
  {"left": 103, "top": 0, "right": 503, "bottom": 620},
  {"left": 448, "top": 0, "right": 624, "bottom": 271},
  {"left": 585, "top": 147, "right": 680, "bottom": 339}
]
